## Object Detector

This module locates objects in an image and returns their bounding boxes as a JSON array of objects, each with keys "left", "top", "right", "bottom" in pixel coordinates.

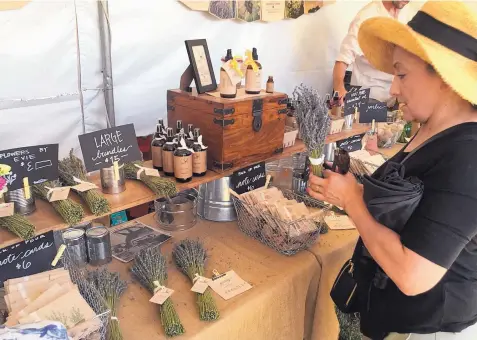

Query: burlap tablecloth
[
  {"left": 307, "top": 229, "right": 360, "bottom": 340},
  {"left": 113, "top": 215, "right": 322, "bottom": 340}
]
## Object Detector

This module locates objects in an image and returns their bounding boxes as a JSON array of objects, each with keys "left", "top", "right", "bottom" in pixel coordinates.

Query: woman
[{"left": 308, "top": 2, "right": 477, "bottom": 339}]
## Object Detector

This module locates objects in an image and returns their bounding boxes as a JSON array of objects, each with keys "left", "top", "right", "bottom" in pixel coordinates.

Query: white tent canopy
[{"left": 0, "top": 0, "right": 423, "bottom": 158}]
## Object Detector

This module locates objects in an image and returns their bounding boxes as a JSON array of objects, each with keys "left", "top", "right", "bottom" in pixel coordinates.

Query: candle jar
[{"left": 100, "top": 164, "right": 126, "bottom": 194}]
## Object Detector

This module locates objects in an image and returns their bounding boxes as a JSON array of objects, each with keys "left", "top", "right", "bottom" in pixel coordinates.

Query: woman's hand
[{"left": 307, "top": 169, "right": 363, "bottom": 211}]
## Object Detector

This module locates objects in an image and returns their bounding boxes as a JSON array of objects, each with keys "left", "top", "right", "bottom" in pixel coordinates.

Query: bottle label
[
  {"left": 220, "top": 69, "right": 237, "bottom": 96},
  {"left": 245, "top": 68, "right": 261, "bottom": 93},
  {"left": 152, "top": 146, "right": 163, "bottom": 168},
  {"left": 173, "top": 155, "right": 192, "bottom": 180},
  {"left": 163, "top": 150, "right": 174, "bottom": 173},
  {"left": 193, "top": 151, "right": 207, "bottom": 174},
  {"left": 266, "top": 81, "right": 274, "bottom": 93}
]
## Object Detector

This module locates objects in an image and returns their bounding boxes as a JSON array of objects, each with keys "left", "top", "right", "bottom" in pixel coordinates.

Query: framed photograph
[{"left": 185, "top": 39, "right": 217, "bottom": 94}]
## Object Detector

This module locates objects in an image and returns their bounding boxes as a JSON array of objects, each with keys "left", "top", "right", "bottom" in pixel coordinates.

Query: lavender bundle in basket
[{"left": 293, "top": 84, "right": 331, "bottom": 177}]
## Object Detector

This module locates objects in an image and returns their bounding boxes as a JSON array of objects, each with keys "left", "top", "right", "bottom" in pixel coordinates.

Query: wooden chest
[{"left": 167, "top": 89, "right": 288, "bottom": 172}]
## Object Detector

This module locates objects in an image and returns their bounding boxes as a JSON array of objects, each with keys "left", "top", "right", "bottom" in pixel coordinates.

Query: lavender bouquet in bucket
[{"left": 293, "top": 84, "right": 331, "bottom": 177}]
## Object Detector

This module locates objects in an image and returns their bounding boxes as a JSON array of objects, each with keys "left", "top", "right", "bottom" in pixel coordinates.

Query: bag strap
[{"left": 400, "top": 123, "right": 477, "bottom": 164}]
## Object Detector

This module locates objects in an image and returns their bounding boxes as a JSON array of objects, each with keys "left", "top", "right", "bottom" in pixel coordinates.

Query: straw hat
[{"left": 358, "top": 1, "right": 477, "bottom": 104}]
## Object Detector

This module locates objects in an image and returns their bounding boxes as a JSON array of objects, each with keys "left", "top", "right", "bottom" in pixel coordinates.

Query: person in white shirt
[{"left": 333, "top": 1, "right": 415, "bottom": 103}]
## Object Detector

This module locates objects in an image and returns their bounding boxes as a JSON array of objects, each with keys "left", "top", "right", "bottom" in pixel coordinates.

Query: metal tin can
[
  {"left": 62, "top": 228, "right": 88, "bottom": 267},
  {"left": 86, "top": 226, "right": 112, "bottom": 266},
  {"left": 71, "top": 220, "right": 93, "bottom": 231}
]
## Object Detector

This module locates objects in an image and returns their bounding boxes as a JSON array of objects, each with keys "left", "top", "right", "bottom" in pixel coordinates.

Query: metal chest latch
[{"left": 252, "top": 99, "right": 263, "bottom": 132}]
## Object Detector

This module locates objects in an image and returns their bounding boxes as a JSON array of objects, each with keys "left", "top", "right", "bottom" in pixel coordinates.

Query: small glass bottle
[
  {"left": 162, "top": 128, "right": 176, "bottom": 177},
  {"left": 173, "top": 137, "right": 193, "bottom": 183},
  {"left": 186, "top": 124, "right": 195, "bottom": 148},
  {"left": 220, "top": 49, "right": 237, "bottom": 99},
  {"left": 151, "top": 125, "right": 166, "bottom": 171},
  {"left": 266, "top": 76, "right": 274, "bottom": 93},
  {"left": 365, "top": 119, "right": 379, "bottom": 152},
  {"left": 245, "top": 47, "right": 262, "bottom": 95},
  {"left": 192, "top": 128, "right": 207, "bottom": 177}
]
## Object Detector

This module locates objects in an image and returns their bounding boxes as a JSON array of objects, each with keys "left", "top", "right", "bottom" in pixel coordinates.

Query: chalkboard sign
[
  {"left": 336, "top": 133, "right": 365, "bottom": 152},
  {"left": 0, "top": 231, "right": 57, "bottom": 287},
  {"left": 347, "top": 85, "right": 362, "bottom": 93},
  {"left": 361, "top": 99, "right": 388, "bottom": 123},
  {"left": 78, "top": 124, "right": 142, "bottom": 172},
  {"left": 231, "top": 162, "right": 266, "bottom": 195},
  {"left": 0, "top": 144, "right": 59, "bottom": 191},
  {"left": 344, "top": 88, "right": 370, "bottom": 116}
]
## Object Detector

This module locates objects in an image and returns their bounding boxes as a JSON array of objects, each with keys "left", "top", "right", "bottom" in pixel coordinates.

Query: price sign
[
  {"left": 336, "top": 133, "right": 365, "bottom": 153},
  {"left": 361, "top": 99, "right": 388, "bottom": 123},
  {"left": 344, "top": 88, "right": 370, "bottom": 116},
  {"left": 231, "top": 162, "right": 266, "bottom": 195},
  {"left": 0, "top": 231, "right": 57, "bottom": 287},
  {"left": 0, "top": 144, "right": 59, "bottom": 191},
  {"left": 78, "top": 124, "right": 142, "bottom": 172}
]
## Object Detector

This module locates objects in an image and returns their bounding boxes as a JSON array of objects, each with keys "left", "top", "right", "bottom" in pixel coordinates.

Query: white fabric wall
[{"left": 1, "top": 0, "right": 425, "bottom": 154}]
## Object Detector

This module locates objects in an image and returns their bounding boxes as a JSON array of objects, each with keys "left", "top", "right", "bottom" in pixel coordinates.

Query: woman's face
[{"left": 390, "top": 46, "right": 444, "bottom": 122}]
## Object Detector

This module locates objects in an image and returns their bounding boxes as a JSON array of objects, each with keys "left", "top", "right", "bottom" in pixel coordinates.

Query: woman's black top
[{"left": 360, "top": 123, "right": 477, "bottom": 337}]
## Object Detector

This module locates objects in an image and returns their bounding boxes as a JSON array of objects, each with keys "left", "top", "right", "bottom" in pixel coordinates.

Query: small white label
[
  {"left": 48, "top": 187, "right": 71, "bottom": 202},
  {"left": 72, "top": 181, "right": 97, "bottom": 192},
  {"left": 191, "top": 275, "right": 210, "bottom": 294},
  {"left": 0, "top": 203, "right": 14, "bottom": 217},
  {"left": 149, "top": 286, "right": 174, "bottom": 305},
  {"left": 325, "top": 215, "right": 356, "bottom": 230},
  {"left": 145, "top": 168, "right": 160, "bottom": 177},
  {"left": 208, "top": 270, "right": 252, "bottom": 300}
]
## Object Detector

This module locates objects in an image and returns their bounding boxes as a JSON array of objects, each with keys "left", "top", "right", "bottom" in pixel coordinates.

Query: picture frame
[{"left": 184, "top": 39, "right": 217, "bottom": 94}]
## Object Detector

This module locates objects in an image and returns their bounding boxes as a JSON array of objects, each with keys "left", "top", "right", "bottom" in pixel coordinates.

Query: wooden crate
[{"left": 167, "top": 89, "right": 287, "bottom": 172}]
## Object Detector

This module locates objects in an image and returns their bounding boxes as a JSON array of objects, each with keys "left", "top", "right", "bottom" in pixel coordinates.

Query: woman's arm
[{"left": 346, "top": 196, "right": 447, "bottom": 296}]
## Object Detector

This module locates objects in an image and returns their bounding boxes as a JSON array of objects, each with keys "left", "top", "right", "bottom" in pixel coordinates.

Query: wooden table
[
  {"left": 0, "top": 124, "right": 370, "bottom": 249},
  {"left": 111, "top": 214, "right": 321, "bottom": 340}
]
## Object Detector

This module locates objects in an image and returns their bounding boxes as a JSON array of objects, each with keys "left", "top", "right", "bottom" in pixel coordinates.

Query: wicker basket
[{"left": 232, "top": 189, "right": 328, "bottom": 256}]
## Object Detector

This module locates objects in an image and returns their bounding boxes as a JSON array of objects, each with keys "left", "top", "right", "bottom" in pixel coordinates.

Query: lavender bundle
[
  {"left": 32, "top": 181, "right": 84, "bottom": 225},
  {"left": 293, "top": 84, "right": 331, "bottom": 177},
  {"left": 131, "top": 247, "right": 185, "bottom": 337},
  {"left": 123, "top": 162, "right": 177, "bottom": 197},
  {"left": 59, "top": 150, "right": 111, "bottom": 216},
  {"left": 88, "top": 268, "right": 128, "bottom": 340},
  {"left": 172, "top": 239, "right": 219, "bottom": 321},
  {"left": 0, "top": 214, "right": 35, "bottom": 240}
]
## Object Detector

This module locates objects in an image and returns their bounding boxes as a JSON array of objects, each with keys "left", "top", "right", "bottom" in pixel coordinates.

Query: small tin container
[
  {"left": 62, "top": 228, "right": 88, "bottom": 267},
  {"left": 71, "top": 220, "right": 93, "bottom": 231},
  {"left": 86, "top": 225, "right": 112, "bottom": 266},
  {"left": 3, "top": 188, "right": 36, "bottom": 215},
  {"left": 100, "top": 164, "right": 126, "bottom": 194}
]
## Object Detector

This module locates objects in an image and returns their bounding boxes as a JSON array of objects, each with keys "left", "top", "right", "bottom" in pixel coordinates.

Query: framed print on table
[{"left": 185, "top": 39, "right": 217, "bottom": 94}]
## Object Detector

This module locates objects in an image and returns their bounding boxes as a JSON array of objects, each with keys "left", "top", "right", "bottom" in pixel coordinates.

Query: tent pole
[{"left": 98, "top": 0, "right": 115, "bottom": 127}]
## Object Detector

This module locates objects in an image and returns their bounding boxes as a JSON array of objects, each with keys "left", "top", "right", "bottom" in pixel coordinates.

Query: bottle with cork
[
  {"left": 151, "top": 125, "right": 166, "bottom": 171},
  {"left": 266, "top": 76, "right": 274, "bottom": 93},
  {"left": 219, "top": 49, "right": 237, "bottom": 99},
  {"left": 192, "top": 128, "right": 208, "bottom": 177},
  {"left": 245, "top": 47, "right": 262, "bottom": 95},
  {"left": 173, "top": 138, "right": 193, "bottom": 183},
  {"left": 162, "top": 128, "right": 176, "bottom": 177}
]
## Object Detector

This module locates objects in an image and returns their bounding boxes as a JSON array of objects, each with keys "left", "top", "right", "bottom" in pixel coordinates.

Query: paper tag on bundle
[
  {"left": 145, "top": 168, "right": 160, "bottom": 177},
  {"left": 325, "top": 215, "right": 356, "bottom": 230},
  {"left": 0, "top": 203, "right": 14, "bottom": 217},
  {"left": 149, "top": 286, "right": 174, "bottom": 305},
  {"left": 191, "top": 275, "right": 211, "bottom": 294},
  {"left": 208, "top": 270, "right": 252, "bottom": 300},
  {"left": 222, "top": 61, "right": 242, "bottom": 86},
  {"left": 47, "top": 187, "right": 71, "bottom": 202},
  {"left": 72, "top": 181, "right": 97, "bottom": 192}
]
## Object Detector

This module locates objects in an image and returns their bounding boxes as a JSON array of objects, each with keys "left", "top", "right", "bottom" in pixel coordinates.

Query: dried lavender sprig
[
  {"left": 293, "top": 84, "right": 331, "bottom": 177},
  {"left": 123, "top": 162, "right": 177, "bottom": 197},
  {"left": 88, "top": 268, "right": 127, "bottom": 340},
  {"left": 172, "top": 239, "right": 219, "bottom": 321},
  {"left": 59, "top": 150, "right": 111, "bottom": 216},
  {"left": 131, "top": 247, "right": 185, "bottom": 337},
  {"left": 32, "top": 181, "right": 84, "bottom": 225},
  {"left": 0, "top": 214, "right": 35, "bottom": 239}
]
